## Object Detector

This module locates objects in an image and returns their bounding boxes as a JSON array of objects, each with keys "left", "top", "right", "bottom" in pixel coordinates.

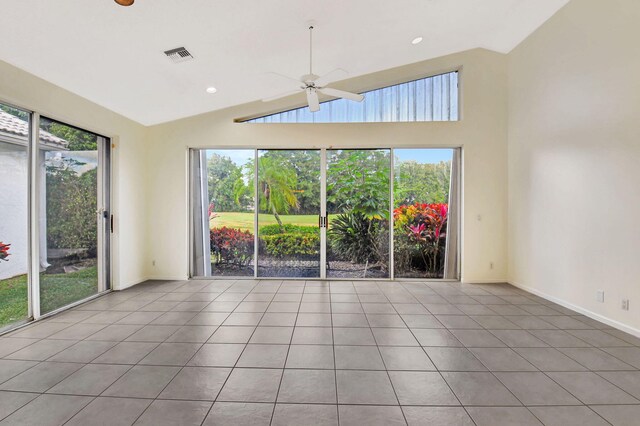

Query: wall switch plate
[
  {"left": 621, "top": 299, "right": 630, "bottom": 311},
  {"left": 596, "top": 290, "right": 605, "bottom": 303}
]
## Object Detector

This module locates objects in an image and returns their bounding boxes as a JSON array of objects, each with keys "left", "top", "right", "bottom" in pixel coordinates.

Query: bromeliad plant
[
  {"left": 394, "top": 203, "right": 448, "bottom": 276},
  {"left": 0, "top": 241, "right": 10, "bottom": 262}
]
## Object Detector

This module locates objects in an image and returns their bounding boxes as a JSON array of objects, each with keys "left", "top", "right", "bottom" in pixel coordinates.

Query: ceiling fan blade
[
  {"left": 306, "top": 88, "right": 320, "bottom": 112},
  {"left": 265, "top": 71, "right": 303, "bottom": 86},
  {"left": 315, "top": 68, "right": 348, "bottom": 86},
  {"left": 319, "top": 87, "right": 364, "bottom": 102},
  {"left": 262, "top": 89, "right": 301, "bottom": 102}
]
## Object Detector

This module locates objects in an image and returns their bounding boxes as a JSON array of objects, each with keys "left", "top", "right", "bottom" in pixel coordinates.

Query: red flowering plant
[
  {"left": 0, "top": 241, "right": 10, "bottom": 262},
  {"left": 393, "top": 203, "right": 448, "bottom": 276},
  {"left": 210, "top": 227, "right": 253, "bottom": 266}
]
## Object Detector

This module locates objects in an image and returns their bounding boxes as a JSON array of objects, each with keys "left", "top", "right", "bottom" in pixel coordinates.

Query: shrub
[
  {"left": 393, "top": 203, "right": 448, "bottom": 276},
  {"left": 259, "top": 224, "right": 318, "bottom": 236},
  {"left": 210, "top": 227, "right": 254, "bottom": 266},
  {"left": 260, "top": 233, "right": 320, "bottom": 258},
  {"left": 0, "top": 241, "right": 10, "bottom": 262},
  {"left": 328, "top": 212, "right": 388, "bottom": 266}
]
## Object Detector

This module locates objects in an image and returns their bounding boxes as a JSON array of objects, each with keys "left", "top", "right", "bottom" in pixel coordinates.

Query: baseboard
[{"left": 509, "top": 280, "right": 640, "bottom": 339}]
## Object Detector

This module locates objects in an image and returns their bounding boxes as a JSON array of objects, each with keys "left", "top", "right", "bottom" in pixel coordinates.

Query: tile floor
[{"left": 0, "top": 279, "right": 639, "bottom": 425}]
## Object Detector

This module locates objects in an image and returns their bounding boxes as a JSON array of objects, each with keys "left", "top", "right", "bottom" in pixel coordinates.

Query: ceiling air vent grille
[{"left": 164, "top": 47, "right": 194, "bottom": 63}]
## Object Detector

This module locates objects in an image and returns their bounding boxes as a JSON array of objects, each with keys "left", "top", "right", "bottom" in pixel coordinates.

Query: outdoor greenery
[
  {"left": 210, "top": 227, "right": 253, "bottom": 267},
  {"left": 328, "top": 212, "right": 388, "bottom": 266},
  {"left": 205, "top": 150, "right": 452, "bottom": 277},
  {"left": 207, "top": 153, "right": 250, "bottom": 212},
  {"left": 0, "top": 266, "right": 98, "bottom": 328},
  {"left": 394, "top": 203, "right": 449, "bottom": 277},
  {"left": 395, "top": 160, "right": 451, "bottom": 205},
  {"left": 46, "top": 163, "right": 98, "bottom": 255}
]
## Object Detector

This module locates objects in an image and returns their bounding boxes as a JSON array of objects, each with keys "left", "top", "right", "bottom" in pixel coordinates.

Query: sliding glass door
[
  {"left": 38, "top": 117, "right": 110, "bottom": 315},
  {"left": 191, "top": 147, "right": 459, "bottom": 280},
  {"left": 393, "top": 149, "right": 456, "bottom": 279},
  {"left": 0, "top": 104, "right": 31, "bottom": 331},
  {"left": 326, "top": 149, "right": 390, "bottom": 278},
  {"left": 206, "top": 149, "right": 255, "bottom": 276},
  {"left": 257, "top": 150, "right": 321, "bottom": 278},
  {"left": 0, "top": 104, "right": 111, "bottom": 333}
]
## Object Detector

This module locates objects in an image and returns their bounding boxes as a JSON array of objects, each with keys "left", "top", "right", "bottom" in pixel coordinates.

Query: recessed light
[
  {"left": 411, "top": 36, "right": 423, "bottom": 45},
  {"left": 115, "top": 0, "right": 134, "bottom": 6},
  {"left": 206, "top": 87, "right": 217, "bottom": 94}
]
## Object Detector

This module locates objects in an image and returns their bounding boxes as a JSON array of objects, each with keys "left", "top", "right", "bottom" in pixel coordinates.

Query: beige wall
[
  {"left": 508, "top": 0, "right": 640, "bottom": 333},
  {"left": 146, "top": 48, "right": 509, "bottom": 283},
  {"left": 0, "top": 59, "right": 148, "bottom": 290}
]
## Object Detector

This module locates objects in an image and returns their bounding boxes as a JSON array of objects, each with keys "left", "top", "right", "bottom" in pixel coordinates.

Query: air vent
[{"left": 164, "top": 47, "right": 194, "bottom": 63}]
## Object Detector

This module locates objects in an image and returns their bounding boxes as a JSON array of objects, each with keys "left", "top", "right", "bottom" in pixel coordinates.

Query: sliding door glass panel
[
  {"left": 206, "top": 150, "right": 255, "bottom": 276},
  {"left": 393, "top": 149, "right": 453, "bottom": 278},
  {"left": 326, "top": 149, "right": 390, "bottom": 278},
  {"left": 0, "top": 105, "right": 30, "bottom": 330},
  {"left": 39, "top": 118, "right": 100, "bottom": 314},
  {"left": 257, "top": 150, "right": 321, "bottom": 277}
]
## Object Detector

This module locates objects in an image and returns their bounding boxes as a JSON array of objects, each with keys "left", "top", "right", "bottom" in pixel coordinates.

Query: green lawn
[
  {"left": 0, "top": 266, "right": 98, "bottom": 328},
  {"left": 211, "top": 212, "right": 320, "bottom": 231}
]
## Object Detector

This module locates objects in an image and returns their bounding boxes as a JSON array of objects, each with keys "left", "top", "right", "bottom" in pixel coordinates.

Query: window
[
  {"left": 190, "top": 147, "right": 460, "bottom": 280},
  {"left": 245, "top": 71, "right": 459, "bottom": 123}
]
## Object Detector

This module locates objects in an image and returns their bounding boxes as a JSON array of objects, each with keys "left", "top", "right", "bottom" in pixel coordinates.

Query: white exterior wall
[{"left": 0, "top": 144, "right": 28, "bottom": 280}]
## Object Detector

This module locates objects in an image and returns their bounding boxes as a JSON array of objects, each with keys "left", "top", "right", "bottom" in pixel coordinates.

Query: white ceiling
[{"left": 0, "top": 0, "right": 569, "bottom": 125}]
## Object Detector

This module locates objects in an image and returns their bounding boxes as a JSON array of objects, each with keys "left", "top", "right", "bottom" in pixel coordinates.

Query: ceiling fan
[{"left": 262, "top": 26, "right": 364, "bottom": 112}]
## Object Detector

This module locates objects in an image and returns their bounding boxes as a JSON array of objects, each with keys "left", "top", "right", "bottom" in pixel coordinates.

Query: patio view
[
  {"left": 199, "top": 148, "right": 457, "bottom": 279},
  {"left": 0, "top": 105, "right": 102, "bottom": 330}
]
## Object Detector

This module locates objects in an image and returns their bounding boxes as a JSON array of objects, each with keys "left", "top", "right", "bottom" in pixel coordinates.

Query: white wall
[
  {"left": 0, "top": 59, "right": 148, "bottom": 290},
  {"left": 508, "top": 0, "right": 640, "bottom": 333},
  {"left": 0, "top": 146, "right": 28, "bottom": 280},
  {"left": 145, "top": 48, "right": 509, "bottom": 283}
]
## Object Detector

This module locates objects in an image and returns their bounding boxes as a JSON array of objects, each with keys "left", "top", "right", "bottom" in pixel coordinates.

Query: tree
[
  {"left": 40, "top": 118, "right": 98, "bottom": 151},
  {"left": 327, "top": 150, "right": 390, "bottom": 219},
  {"left": 46, "top": 158, "right": 97, "bottom": 255},
  {"left": 207, "top": 154, "right": 250, "bottom": 212},
  {"left": 394, "top": 160, "right": 451, "bottom": 206},
  {"left": 248, "top": 155, "right": 299, "bottom": 229}
]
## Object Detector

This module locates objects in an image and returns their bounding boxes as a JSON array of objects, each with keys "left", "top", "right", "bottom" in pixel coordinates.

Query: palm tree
[{"left": 245, "top": 156, "right": 299, "bottom": 230}]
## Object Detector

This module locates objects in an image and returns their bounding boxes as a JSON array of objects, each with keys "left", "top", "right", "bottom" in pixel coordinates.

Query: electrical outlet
[
  {"left": 596, "top": 290, "right": 604, "bottom": 303},
  {"left": 621, "top": 299, "right": 630, "bottom": 311}
]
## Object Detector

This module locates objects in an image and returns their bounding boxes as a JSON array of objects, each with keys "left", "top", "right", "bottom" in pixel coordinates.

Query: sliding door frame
[
  {"left": 189, "top": 145, "right": 462, "bottom": 282},
  {"left": 0, "top": 98, "right": 112, "bottom": 334}
]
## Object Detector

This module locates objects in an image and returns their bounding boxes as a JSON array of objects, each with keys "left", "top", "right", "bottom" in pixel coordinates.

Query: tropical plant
[
  {"left": 210, "top": 227, "right": 254, "bottom": 266},
  {"left": 328, "top": 212, "right": 388, "bottom": 268},
  {"left": 394, "top": 203, "right": 448, "bottom": 276},
  {"left": 247, "top": 155, "right": 299, "bottom": 230},
  {"left": 0, "top": 242, "right": 10, "bottom": 262},
  {"left": 327, "top": 150, "right": 390, "bottom": 220}
]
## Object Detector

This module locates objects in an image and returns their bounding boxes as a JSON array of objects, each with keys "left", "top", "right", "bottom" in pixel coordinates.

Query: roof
[{"left": 0, "top": 110, "right": 68, "bottom": 149}]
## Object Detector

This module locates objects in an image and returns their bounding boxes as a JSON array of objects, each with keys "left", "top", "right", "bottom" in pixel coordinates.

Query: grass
[
  {"left": 211, "top": 212, "right": 320, "bottom": 231},
  {"left": 0, "top": 266, "right": 98, "bottom": 328}
]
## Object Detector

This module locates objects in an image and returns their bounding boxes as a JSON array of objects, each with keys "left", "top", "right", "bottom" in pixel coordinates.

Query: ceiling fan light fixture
[
  {"left": 114, "top": 0, "right": 135, "bottom": 6},
  {"left": 411, "top": 36, "right": 423, "bottom": 45}
]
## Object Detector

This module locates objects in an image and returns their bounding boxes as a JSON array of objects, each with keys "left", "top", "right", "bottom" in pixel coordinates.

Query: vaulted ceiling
[{"left": 0, "top": 0, "right": 569, "bottom": 125}]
